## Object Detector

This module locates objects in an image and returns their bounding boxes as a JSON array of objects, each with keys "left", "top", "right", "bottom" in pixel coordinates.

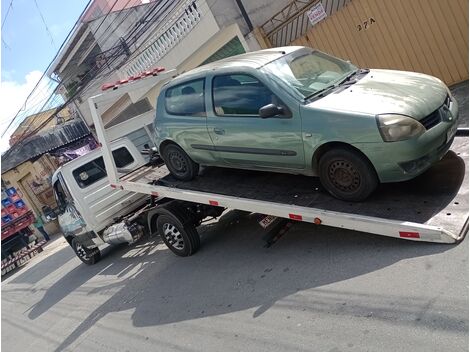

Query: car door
[{"left": 206, "top": 73, "right": 305, "bottom": 170}]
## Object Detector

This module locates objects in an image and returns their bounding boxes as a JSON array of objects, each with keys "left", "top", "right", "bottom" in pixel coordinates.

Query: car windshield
[{"left": 263, "top": 49, "right": 357, "bottom": 99}]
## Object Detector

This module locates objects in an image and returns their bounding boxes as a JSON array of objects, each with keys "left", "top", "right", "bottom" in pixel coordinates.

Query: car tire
[
  {"left": 318, "top": 147, "right": 378, "bottom": 202},
  {"left": 161, "top": 143, "right": 199, "bottom": 181},
  {"left": 71, "top": 238, "right": 100, "bottom": 265},
  {"left": 156, "top": 209, "right": 200, "bottom": 257}
]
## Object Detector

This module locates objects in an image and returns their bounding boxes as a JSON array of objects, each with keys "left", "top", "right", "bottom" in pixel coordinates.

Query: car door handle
[{"left": 213, "top": 128, "right": 225, "bottom": 135}]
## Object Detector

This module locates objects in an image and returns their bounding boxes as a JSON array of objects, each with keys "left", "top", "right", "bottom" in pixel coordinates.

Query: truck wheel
[
  {"left": 319, "top": 148, "right": 378, "bottom": 202},
  {"left": 162, "top": 144, "right": 199, "bottom": 181},
  {"left": 71, "top": 238, "right": 101, "bottom": 265},
  {"left": 156, "top": 211, "right": 200, "bottom": 257}
]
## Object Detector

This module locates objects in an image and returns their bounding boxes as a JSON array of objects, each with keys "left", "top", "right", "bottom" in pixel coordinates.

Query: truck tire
[
  {"left": 319, "top": 147, "right": 378, "bottom": 202},
  {"left": 155, "top": 205, "right": 200, "bottom": 256},
  {"left": 161, "top": 143, "right": 199, "bottom": 181},
  {"left": 71, "top": 238, "right": 101, "bottom": 265}
]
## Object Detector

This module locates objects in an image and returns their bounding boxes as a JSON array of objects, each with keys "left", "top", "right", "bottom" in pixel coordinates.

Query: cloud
[{"left": 0, "top": 70, "right": 55, "bottom": 153}]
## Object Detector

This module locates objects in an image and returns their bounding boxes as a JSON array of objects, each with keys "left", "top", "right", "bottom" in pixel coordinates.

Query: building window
[{"left": 201, "top": 37, "right": 246, "bottom": 66}]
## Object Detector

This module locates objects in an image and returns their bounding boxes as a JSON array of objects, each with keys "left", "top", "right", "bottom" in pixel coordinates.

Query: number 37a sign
[
  {"left": 307, "top": 3, "right": 327, "bottom": 26},
  {"left": 357, "top": 17, "right": 376, "bottom": 31}
]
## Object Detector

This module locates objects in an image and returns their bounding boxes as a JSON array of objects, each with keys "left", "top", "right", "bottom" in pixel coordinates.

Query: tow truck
[{"left": 54, "top": 66, "right": 468, "bottom": 264}]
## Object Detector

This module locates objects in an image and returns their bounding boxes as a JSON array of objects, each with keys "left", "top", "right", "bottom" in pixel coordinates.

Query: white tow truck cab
[
  {"left": 51, "top": 138, "right": 151, "bottom": 264},
  {"left": 54, "top": 67, "right": 468, "bottom": 265}
]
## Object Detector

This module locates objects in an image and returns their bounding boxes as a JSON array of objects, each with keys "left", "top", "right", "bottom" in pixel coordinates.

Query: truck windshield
[{"left": 262, "top": 49, "right": 357, "bottom": 99}]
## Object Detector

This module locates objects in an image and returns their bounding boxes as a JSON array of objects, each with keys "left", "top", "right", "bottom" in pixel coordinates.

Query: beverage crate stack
[{"left": 1, "top": 187, "right": 29, "bottom": 225}]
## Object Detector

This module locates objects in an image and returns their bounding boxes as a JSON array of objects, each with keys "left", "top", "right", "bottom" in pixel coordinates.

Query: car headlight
[{"left": 376, "top": 114, "right": 425, "bottom": 142}]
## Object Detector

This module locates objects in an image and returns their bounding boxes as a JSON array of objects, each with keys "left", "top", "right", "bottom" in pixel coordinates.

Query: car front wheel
[{"left": 319, "top": 148, "right": 378, "bottom": 202}]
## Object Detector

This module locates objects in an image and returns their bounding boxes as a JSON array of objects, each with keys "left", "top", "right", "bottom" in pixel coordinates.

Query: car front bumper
[{"left": 354, "top": 98, "right": 459, "bottom": 183}]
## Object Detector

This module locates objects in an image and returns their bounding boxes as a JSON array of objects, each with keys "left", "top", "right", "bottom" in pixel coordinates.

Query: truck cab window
[{"left": 72, "top": 147, "right": 135, "bottom": 188}]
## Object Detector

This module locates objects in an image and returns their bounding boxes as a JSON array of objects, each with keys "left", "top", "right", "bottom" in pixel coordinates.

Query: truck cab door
[
  {"left": 206, "top": 73, "right": 305, "bottom": 170},
  {"left": 53, "top": 173, "right": 87, "bottom": 238}
]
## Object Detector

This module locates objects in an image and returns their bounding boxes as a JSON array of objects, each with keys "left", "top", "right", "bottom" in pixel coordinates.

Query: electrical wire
[
  {"left": 33, "top": 0, "right": 56, "bottom": 47},
  {"left": 7, "top": 0, "right": 204, "bottom": 147},
  {"left": 1, "top": 0, "right": 94, "bottom": 138},
  {"left": 1, "top": 0, "right": 14, "bottom": 30}
]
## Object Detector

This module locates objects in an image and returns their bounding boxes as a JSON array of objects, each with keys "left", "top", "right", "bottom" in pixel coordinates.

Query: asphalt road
[{"left": 2, "top": 213, "right": 468, "bottom": 352}]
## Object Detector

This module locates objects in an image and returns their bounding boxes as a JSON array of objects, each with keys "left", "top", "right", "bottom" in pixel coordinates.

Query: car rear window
[
  {"left": 165, "top": 79, "right": 206, "bottom": 116},
  {"left": 72, "top": 147, "right": 134, "bottom": 188}
]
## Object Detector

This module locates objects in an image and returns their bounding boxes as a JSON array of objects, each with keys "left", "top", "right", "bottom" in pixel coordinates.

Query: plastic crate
[
  {"left": 2, "top": 215, "right": 13, "bottom": 223},
  {"left": 1, "top": 208, "right": 7, "bottom": 217},
  {"left": 4, "top": 204, "right": 16, "bottom": 214},
  {"left": 15, "top": 207, "right": 28, "bottom": 216},
  {"left": 9, "top": 194, "right": 21, "bottom": 202},
  {"left": 10, "top": 210, "right": 20, "bottom": 219},
  {"left": 1, "top": 198, "right": 12, "bottom": 207},
  {"left": 14, "top": 200, "right": 26, "bottom": 209},
  {"left": 5, "top": 187, "right": 17, "bottom": 196}
]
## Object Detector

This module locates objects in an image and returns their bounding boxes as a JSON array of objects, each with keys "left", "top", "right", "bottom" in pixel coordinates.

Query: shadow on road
[{"left": 19, "top": 210, "right": 463, "bottom": 352}]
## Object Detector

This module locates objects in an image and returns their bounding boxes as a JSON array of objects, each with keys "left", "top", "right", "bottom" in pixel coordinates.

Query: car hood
[{"left": 307, "top": 69, "right": 447, "bottom": 119}]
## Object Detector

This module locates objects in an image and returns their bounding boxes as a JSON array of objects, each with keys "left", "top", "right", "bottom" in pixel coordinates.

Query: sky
[{"left": 0, "top": 0, "right": 90, "bottom": 153}]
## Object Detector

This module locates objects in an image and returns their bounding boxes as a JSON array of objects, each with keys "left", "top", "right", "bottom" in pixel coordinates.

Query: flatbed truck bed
[
  {"left": 117, "top": 135, "right": 468, "bottom": 244},
  {"left": 88, "top": 69, "right": 468, "bottom": 254}
]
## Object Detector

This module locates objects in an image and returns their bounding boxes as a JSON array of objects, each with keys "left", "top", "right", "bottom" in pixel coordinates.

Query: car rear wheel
[
  {"left": 162, "top": 143, "right": 199, "bottom": 181},
  {"left": 319, "top": 148, "right": 378, "bottom": 202}
]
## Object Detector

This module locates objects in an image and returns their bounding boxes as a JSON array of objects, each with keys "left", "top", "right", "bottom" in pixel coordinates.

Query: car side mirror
[{"left": 259, "top": 104, "right": 283, "bottom": 118}]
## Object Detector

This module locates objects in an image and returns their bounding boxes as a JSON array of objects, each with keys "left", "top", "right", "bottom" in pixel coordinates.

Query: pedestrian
[{"left": 33, "top": 214, "right": 50, "bottom": 242}]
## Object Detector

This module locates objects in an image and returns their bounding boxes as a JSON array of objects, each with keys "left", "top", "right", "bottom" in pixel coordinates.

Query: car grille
[
  {"left": 420, "top": 108, "right": 442, "bottom": 130},
  {"left": 419, "top": 94, "right": 451, "bottom": 130},
  {"left": 444, "top": 94, "right": 451, "bottom": 108}
]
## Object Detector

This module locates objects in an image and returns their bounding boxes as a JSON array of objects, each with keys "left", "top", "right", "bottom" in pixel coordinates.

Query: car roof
[{"left": 170, "top": 46, "right": 305, "bottom": 84}]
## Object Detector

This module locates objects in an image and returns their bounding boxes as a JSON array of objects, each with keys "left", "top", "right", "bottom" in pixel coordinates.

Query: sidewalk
[
  {"left": 450, "top": 80, "right": 468, "bottom": 127},
  {"left": 1, "top": 235, "right": 70, "bottom": 283}
]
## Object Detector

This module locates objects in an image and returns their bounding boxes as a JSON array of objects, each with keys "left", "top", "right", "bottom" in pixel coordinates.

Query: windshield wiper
[
  {"left": 304, "top": 69, "right": 370, "bottom": 101},
  {"left": 303, "top": 85, "right": 337, "bottom": 101},
  {"left": 337, "top": 68, "right": 370, "bottom": 86}
]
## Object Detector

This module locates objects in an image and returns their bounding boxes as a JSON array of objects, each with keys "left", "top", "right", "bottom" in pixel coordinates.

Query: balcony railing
[{"left": 121, "top": 0, "right": 202, "bottom": 76}]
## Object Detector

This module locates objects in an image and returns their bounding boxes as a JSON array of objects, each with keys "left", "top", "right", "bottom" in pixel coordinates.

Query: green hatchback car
[{"left": 154, "top": 46, "right": 459, "bottom": 201}]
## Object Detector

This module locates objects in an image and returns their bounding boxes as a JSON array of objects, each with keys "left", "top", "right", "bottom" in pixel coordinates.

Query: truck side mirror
[{"left": 259, "top": 104, "right": 283, "bottom": 118}]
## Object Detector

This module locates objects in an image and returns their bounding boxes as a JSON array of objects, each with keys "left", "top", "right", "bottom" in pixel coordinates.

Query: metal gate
[{"left": 290, "top": 0, "right": 468, "bottom": 85}]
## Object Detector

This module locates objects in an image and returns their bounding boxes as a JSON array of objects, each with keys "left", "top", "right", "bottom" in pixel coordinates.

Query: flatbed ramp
[{"left": 120, "top": 136, "right": 468, "bottom": 244}]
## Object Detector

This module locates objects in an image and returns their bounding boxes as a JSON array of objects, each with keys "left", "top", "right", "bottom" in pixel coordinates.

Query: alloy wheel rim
[
  {"left": 163, "top": 223, "right": 185, "bottom": 250},
  {"left": 75, "top": 243, "right": 90, "bottom": 260}
]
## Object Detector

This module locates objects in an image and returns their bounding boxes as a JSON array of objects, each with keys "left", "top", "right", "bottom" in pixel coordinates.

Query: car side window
[
  {"left": 165, "top": 79, "right": 206, "bottom": 116},
  {"left": 212, "top": 74, "right": 290, "bottom": 118}
]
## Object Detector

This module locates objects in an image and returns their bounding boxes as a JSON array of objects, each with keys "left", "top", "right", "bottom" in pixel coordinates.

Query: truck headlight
[{"left": 376, "top": 114, "right": 425, "bottom": 142}]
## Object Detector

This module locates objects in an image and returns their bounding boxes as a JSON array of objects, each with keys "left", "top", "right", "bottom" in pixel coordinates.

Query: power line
[
  {"left": 4, "top": 0, "right": 147, "bottom": 143},
  {"left": 33, "top": 0, "right": 56, "bottom": 48},
  {"left": 7, "top": 0, "right": 192, "bottom": 145},
  {"left": 1, "top": 0, "right": 14, "bottom": 30},
  {"left": 0, "top": 0, "right": 94, "bottom": 138}
]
